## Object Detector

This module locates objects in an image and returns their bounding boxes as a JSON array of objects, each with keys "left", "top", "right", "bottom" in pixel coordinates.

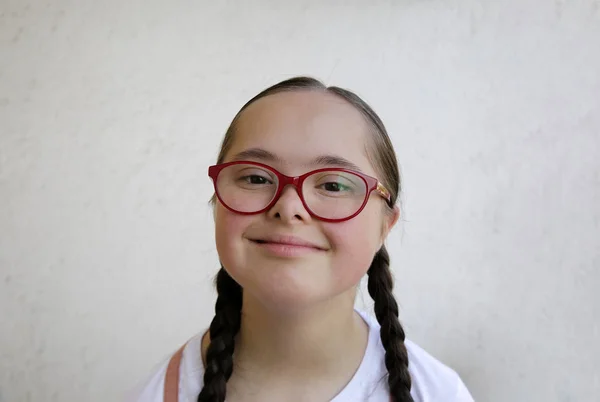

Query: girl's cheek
[
  {"left": 325, "top": 212, "right": 383, "bottom": 279},
  {"left": 214, "top": 205, "right": 249, "bottom": 263}
]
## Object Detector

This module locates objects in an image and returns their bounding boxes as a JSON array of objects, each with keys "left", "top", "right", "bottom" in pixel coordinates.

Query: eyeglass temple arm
[{"left": 376, "top": 182, "right": 393, "bottom": 206}]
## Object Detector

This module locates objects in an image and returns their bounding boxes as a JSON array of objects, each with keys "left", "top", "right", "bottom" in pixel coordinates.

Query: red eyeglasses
[{"left": 208, "top": 161, "right": 392, "bottom": 223}]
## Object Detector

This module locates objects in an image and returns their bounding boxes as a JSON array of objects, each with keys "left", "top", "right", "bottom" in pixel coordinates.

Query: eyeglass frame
[{"left": 208, "top": 160, "right": 393, "bottom": 223}]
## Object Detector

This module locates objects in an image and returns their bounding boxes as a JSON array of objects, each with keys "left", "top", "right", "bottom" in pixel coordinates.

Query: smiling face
[{"left": 214, "top": 90, "right": 398, "bottom": 312}]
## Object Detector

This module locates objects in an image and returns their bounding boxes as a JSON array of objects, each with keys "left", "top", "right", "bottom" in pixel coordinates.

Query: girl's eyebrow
[
  {"left": 231, "top": 148, "right": 282, "bottom": 163},
  {"left": 311, "top": 155, "right": 363, "bottom": 172},
  {"left": 231, "top": 147, "right": 363, "bottom": 172}
]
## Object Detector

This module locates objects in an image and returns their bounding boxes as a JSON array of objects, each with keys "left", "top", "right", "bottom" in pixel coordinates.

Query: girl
[{"left": 134, "top": 77, "right": 474, "bottom": 402}]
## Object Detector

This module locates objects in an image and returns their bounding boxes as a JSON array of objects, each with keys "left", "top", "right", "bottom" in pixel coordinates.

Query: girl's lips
[
  {"left": 249, "top": 239, "right": 326, "bottom": 258},
  {"left": 248, "top": 234, "right": 328, "bottom": 250}
]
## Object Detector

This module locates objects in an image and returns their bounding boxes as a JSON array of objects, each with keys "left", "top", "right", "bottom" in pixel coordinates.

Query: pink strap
[{"left": 163, "top": 344, "right": 186, "bottom": 402}]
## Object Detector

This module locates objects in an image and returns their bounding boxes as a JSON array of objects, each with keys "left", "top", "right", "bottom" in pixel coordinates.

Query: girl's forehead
[{"left": 226, "top": 91, "right": 377, "bottom": 175}]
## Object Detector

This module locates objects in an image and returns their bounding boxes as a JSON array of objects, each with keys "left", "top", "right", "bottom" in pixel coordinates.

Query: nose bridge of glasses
[
  {"left": 277, "top": 173, "right": 301, "bottom": 189},
  {"left": 272, "top": 174, "right": 305, "bottom": 207}
]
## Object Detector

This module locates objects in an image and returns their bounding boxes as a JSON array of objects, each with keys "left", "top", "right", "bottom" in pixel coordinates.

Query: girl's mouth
[{"left": 248, "top": 236, "right": 327, "bottom": 257}]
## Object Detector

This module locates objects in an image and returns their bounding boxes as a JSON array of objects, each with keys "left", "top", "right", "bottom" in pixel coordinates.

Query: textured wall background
[{"left": 1, "top": 1, "right": 599, "bottom": 401}]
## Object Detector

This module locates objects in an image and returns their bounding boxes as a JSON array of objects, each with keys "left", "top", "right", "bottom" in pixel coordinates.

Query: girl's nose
[{"left": 266, "top": 184, "right": 312, "bottom": 223}]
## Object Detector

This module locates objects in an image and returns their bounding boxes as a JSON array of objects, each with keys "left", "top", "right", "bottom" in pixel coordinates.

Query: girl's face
[{"left": 214, "top": 90, "right": 399, "bottom": 312}]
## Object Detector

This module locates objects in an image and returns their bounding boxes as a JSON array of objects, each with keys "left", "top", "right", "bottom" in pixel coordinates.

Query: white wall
[{"left": 1, "top": 1, "right": 599, "bottom": 401}]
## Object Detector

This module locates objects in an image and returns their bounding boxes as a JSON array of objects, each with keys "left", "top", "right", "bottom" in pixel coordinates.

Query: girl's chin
[{"left": 240, "top": 278, "right": 356, "bottom": 315}]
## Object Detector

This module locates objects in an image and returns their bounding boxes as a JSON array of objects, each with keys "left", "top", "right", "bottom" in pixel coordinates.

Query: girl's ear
[{"left": 380, "top": 205, "right": 400, "bottom": 246}]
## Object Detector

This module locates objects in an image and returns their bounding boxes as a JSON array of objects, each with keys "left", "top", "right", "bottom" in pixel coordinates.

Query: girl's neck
[{"left": 232, "top": 292, "right": 369, "bottom": 378}]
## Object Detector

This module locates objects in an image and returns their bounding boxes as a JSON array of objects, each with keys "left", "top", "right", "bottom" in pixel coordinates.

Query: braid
[
  {"left": 367, "top": 246, "right": 414, "bottom": 402},
  {"left": 197, "top": 267, "right": 243, "bottom": 402}
]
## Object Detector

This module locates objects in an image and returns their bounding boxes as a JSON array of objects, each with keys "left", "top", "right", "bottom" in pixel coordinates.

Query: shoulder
[
  {"left": 405, "top": 339, "right": 473, "bottom": 401},
  {"left": 358, "top": 310, "right": 474, "bottom": 402},
  {"left": 128, "top": 332, "right": 206, "bottom": 402}
]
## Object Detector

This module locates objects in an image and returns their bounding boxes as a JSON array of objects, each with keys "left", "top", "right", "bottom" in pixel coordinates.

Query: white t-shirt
[{"left": 132, "top": 310, "right": 474, "bottom": 402}]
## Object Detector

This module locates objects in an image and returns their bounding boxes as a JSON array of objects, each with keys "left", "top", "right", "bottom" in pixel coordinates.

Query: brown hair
[{"left": 199, "top": 77, "right": 413, "bottom": 402}]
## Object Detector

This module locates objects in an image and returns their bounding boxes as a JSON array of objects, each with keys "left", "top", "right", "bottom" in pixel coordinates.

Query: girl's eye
[
  {"left": 243, "top": 175, "right": 271, "bottom": 184},
  {"left": 321, "top": 182, "right": 350, "bottom": 192},
  {"left": 231, "top": 166, "right": 276, "bottom": 186},
  {"left": 312, "top": 173, "right": 358, "bottom": 194}
]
